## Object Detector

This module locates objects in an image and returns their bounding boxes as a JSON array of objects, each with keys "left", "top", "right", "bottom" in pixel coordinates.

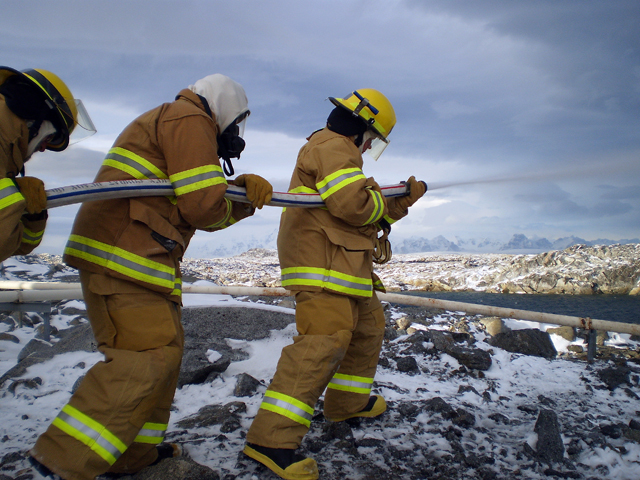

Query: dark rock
[
  {"left": 17, "top": 338, "right": 53, "bottom": 363},
  {"left": 178, "top": 349, "right": 230, "bottom": 388},
  {"left": 396, "top": 401, "right": 420, "bottom": 419},
  {"left": 422, "top": 397, "right": 456, "bottom": 419},
  {"left": 597, "top": 365, "right": 630, "bottom": 390},
  {"left": 630, "top": 419, "right": 640, "bottom": 430},
  {"left": 233, "top": 373, "right": 263, "bottom": 397},
  {"left": 7, "top": 377, "right": 42, "bottom": 395},
  {"left": 451, "top": 408, "right": 476, "bottom": 428},
  {"left": 129, "top": 456, "right": 220, "bottom": 480},
  {"left": 175, "top": 401, "right": 246, "bottom": 429},
  {"left": 0, "top": 333, "right": 19, "bottom": 344},
  {"left": 395, "top": 356, "right": 419, "bottom": 374},
  {"left": 488, "top": 413, "right": 510, "bottom": 425},
  {"left": 600, "top": 423, "right": 623, "bottom": 439},
  {"left": 448, "top": 345, "right": 492, "bottom": 371},
  {"left": 488, "top": 329, "right": 557, "bottom": 359},
  {"left": 534, "top": 409, "right": 565, "bottom": 463}
]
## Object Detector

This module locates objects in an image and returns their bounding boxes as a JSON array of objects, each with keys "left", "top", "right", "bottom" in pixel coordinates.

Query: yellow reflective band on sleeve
[
  {"left": 134, "top": 422, "right": 168, "bottom": 444},
  {"left": 281, "top": 267, "right": 372, "bottom": 297},
  {"left": 373, "top": 278, "right": 385, "bottom": 292},
  {"left": 0, "top": 178, "right": 24, "bottom": 210},
  {"left": 171, "top": 277, "right": 182, "bottom": 297},
  {"left": 52, "top": 404, "right": 127, "bottom": 465},
  {"left": 260, "top": 390, "right": 314, "bottom": 427},
  {"left": 364, "top": 189, "right": 384, "bottom": 225},
  {"left": 170, "top": 165, "right": 227, "bottom": 196},
  {"left": 205, "top": 198, "right": 233, "bottom": 229},
  {"left": 64, "top": 234, "right": 178, "bottom": 293},
  {"left": 382, "top": 215, "right": 397, "bottom": 225},
  {"left": 327, "top": 373, "right": 373, "bottom": 395},
  {"left": 316, "top": 168, "right": 366, "bottom": 200},
  {"left": 21, "top": 226, "right": 44, "bottom": 245},
  {"left": 103, "top": 147, "right": 168, "bottom": 180}
]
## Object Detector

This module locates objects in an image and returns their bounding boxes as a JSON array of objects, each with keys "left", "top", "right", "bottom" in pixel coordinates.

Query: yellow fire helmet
[
  {"left": 329, "top": 88, "right": 396, "bottom": 160},
  {"left": 0, "top": 66, "right": 96, "bottom": 151}
]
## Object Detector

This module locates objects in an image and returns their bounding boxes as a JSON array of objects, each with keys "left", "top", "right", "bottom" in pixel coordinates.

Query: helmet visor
[
  {"left": 234, "top": 110, "right": 250, "bottom": 138},
  {"left": 367, "top": 136, "right": 389, "bottom": 161},
  {"left": 68, "top": 98, "right": 97, "bottom": 145}
]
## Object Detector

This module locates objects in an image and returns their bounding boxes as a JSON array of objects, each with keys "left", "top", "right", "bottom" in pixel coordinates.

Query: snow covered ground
[{"left": 1, "top": 257, "right": 640, "bottom": 479}]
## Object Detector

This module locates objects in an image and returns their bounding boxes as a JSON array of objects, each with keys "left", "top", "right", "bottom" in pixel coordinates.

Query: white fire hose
[
  {"left": 0, "top": 282, "right": 638, "bottom": 336},
  {"left": 45, "top": 179, "right": 412, "bottom": 209}
]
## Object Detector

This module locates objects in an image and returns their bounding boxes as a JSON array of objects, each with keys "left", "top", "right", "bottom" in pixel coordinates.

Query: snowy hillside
[{"left": 0, "top": 255, "right": 639, "bottom": 479}]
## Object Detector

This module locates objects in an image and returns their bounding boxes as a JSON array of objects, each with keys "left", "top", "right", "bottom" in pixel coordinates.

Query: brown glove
[
  {"left": 394, "top": 176, "right": 426, "bottom": 211},
  {"left": 364, "top": 177, "right": 382, "bottom": 193},
  {"left": 234, "top": 174, "right": 273, "bottom": 209},
  {"left": 15, "top": 176, "right": 47, "bottom": 214}
]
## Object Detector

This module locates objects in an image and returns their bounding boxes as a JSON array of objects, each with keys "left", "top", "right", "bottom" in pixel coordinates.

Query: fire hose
[{"left": 45, "top": 179, "right": 419, "bottom": 209}]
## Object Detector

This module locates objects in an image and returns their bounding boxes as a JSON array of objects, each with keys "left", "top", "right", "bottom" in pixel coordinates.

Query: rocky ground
[
  {"left": 0, "top": 294, "right": 639, "bottom": 480},
  {"left": 6, "top": 243, "right": 640, "bottom": 296}
]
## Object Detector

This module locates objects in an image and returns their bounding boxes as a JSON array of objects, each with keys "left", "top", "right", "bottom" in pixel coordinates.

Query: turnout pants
[
  {"left": 247, "top": 290, "right": 385, "bottom": 449},
  {"left": 31, "top": 271, "right": 184, "bottom": 480}
]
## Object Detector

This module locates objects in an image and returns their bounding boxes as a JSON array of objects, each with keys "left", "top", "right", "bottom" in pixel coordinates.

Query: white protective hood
[{"left": 188, "top": 74, "right": 249, "bottom": 132}]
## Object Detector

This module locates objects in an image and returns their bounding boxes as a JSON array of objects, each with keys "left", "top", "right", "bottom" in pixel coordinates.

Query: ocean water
[{"left": 402, "top": 291, "right": 640, "bottom": 326}]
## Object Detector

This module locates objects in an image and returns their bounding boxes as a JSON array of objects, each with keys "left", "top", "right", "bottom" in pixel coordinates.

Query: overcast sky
[{"left": 2, "top": 0, "right": 639, "bottom": 255}]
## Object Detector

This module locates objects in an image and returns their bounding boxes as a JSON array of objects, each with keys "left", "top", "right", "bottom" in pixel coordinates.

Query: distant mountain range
[
  {"left": 189, "top": 231, "right": 639, "bottom": 258},
  {"left": 394, "top": 234, "right": 640, "bottom": 254}
]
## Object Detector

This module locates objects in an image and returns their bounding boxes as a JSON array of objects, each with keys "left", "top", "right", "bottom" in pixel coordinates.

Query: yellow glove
[
  {"left": 15, "top": 176, "right": 47, "bottom": 214},
  {"left": 234, "top": 174, "right": 273, "bottom": 209},
  {"left": 394, "top": 176, "right": 426, "bottom": 211}
]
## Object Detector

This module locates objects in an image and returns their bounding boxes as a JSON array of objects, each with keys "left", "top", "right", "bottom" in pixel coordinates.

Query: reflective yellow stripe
[
  {"left": 327, "top": 373, "right": 373, "bottom": 395},
  {"left": 364, "top": 189, "right": 384, "bottom": 225},
  {"left": 134, "top": 421, "right": 168, "bottom": 444},
  {"left": 64, "top": 234, "right": 177, "bottom": 292},
  {"left": 382, "top": 214, "right": 397, "bottom": 225},
  {"left": 170, "top": 165, "right": 227, "bottom": 196},
  {"left": 281, "top": 266, "right": 372, "bottom": 297},
  {"left": 0, "top": 178, "right": 23, "bottom": 210},
  {"left": 21, "top": 227, "right": 44, "bottom": 245},
  {"left": 316, "top": 168, "right": 366, "bottom": 200},
  {"left": 259, "top": 390, "right": 314, "bottom": 427},
  {"left": 171, "top": 277, "right": 182, "bottom": 297},
  {"left": 52, "top": 404, "right": 126, "bottom": 465},
  {"left": 205, "top": 198, "right": 232, "bottom": 229},
  {"left": 103, "top": 147, "right": 167, "bottom": 180}
]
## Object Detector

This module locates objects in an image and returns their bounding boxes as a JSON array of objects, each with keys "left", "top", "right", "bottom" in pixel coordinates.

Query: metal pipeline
[
  {"left": 0, "top": 282, "right": 638, "bottom": 336},
  {"left": 45, "top": 180, "right": 413, "bottom": 209}
]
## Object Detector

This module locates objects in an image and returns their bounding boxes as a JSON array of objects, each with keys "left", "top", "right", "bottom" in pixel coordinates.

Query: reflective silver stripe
[
  {"left": 104, "top": 151, "right": 163, "bottom": 179},
  {"left": 365, "top": 189, "right": 384, "bottom": 225},
  {"left": 65, "top": 238, "right": 175, "bottom": 288},
  {"left": 21, "top": 227, "right": 44, "bottom": 245},
  {"left": 317, "top": 170, "right": 364, "bottom": 199},
  {"left": 262, "top": 395, "right": 313, "bottom": 423},
  {"left": 171, "top": 170, "right": 225, "bottom": 192},
  {"left": 281, "top": 271, "right": 371, "bottom": 293},
  {"left": 134, "top": 422, "right": 167, "bottom": 444},
  {"left": 57, "top": 410, "right": 124, "bottom": 461},
  {"left": 0, "top": 179, "right": 22, "bottom": 209}
]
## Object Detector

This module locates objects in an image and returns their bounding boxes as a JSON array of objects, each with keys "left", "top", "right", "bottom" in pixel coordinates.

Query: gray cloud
[{"left": 3, "top": 0, "right": 638, "bottom": 253}]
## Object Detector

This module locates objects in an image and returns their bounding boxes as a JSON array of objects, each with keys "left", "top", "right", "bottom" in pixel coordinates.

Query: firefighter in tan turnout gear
[
  {"left": 0, "top": 66, "right": 95, "bottom": 263},
  {"left": 244, "top": 89, "right": 426, "bottom": 479},
  {"left": 29, "top": 74, "right": 273, "bottom": 480}
]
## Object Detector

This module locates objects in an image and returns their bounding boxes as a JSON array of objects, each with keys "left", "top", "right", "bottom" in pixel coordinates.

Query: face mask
[
  {"left": 26, "top": 120, "right": 57, "bottom": 160},
  {"left": 217, "top": 121, "right": 246, "bottom": 176}
]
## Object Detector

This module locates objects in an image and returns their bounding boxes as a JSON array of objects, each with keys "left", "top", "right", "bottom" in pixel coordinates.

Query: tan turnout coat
[
  {"left": 277, "top": 128, "right": 407, "bottom": 298},
  {"left": 64, "top": 89, "right": 253, "bottom": 302},
  {"left": 0, "top": 94, "right": 47, "bottom": 262}
]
